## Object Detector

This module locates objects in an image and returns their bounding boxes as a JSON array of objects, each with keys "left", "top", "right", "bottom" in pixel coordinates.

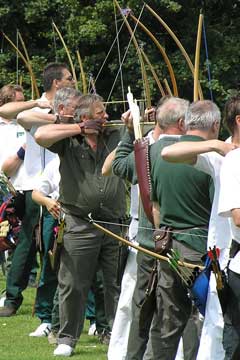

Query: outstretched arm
[
  {"left": 0, "top": 100, "right": 51, "bottom": 120},
  {"left": 34, "top": 123, "right": 82, "bottom": 148},
  {"left": 17, "top": 110, "right": 55, "bottom": 130},
  {"left": 161, "top": 139, "right": 237, "bottom": 164},
  {"left": 35, "top": 119, "right": 104, "bottom": 148}
]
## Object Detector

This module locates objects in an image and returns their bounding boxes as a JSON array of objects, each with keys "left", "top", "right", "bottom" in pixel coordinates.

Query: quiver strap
[{"left": 134, "top": 137, "right": 154, "bottom": 224}]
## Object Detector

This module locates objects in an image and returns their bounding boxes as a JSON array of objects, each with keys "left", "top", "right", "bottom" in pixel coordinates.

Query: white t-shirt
[
  {"left": 218, "top": 148, "right": 240, "bottom": 244},
  {"left": 34, "top": 157, "right": 60, "bottom": 199},
  {"left": 22, "top": 93, "right": 57, "bottom": 190},
  {"left": 129, "top": 184, "right": 139, "bottom": 220},
  {"left": 0, "top": 118, "right": 26, "bottom": 190},
  {"left": 195, "top": 152, "right": 231, "bottom": 255}
]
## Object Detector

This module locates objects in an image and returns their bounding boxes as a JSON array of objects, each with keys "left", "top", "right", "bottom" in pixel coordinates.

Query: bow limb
[
  {"left": 3, "top": 32, "right": 39, "bottom": 99},
  {"left": 17, "top": 30, "right": 40, "bottom": 99},
  {"left": 130, "top": 13, "right": 178, "bottom": 97},
  {"left": 52, "top": 21, "right": 78, "bottom": 90},
  {"left": 139, "top": 52, "right": 151, "bottom": 108},
  {"left": 140, "top": 48, "right": 166, "bottom": 97},
  {"left": 114, "top": 0, "right": 151, "bottom": 108},
  {"left": 88, "top": 214, "right": 203, "bottom": 270},
  {"left": 163, "top": 78, "right": 173, "bottom": 96},
  {"left": 194, "top": 13, "right": 204, "bottom": 101},
  {"left": 76, "top": 50, "right": 87, "bottom": 94},
  {"left": 144, "top": 3, "right": 203, "bottom": 100},
  {"left": 2, "top": 33, "right": 39, "bottom": 99}
]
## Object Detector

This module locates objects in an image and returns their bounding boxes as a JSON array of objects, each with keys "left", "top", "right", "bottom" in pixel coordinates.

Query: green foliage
[
  {"left": 159, "top": 0, "right": 182, "bottom": 12},
  {"left": 0, "top": 0, "right": 239, "bottom": 113}
]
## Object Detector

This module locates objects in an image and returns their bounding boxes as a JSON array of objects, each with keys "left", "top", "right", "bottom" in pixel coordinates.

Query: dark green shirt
[
  {"left": 113, "top": 130, "right": 155, "bottom": 250},
  {"left": 150, "top": 135, "right": 213, "bottom": 254},
  {"left": 49, "top": 129, "right": 126, "bottom": 221}
]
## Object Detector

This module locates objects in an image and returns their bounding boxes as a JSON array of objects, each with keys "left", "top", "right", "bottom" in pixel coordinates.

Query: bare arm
[
  {"left": 34, "top": 120, "right": 104, "bottom": 148},
  {"left": 34, "top": 123, "right": 82, "bottom": 148},
  {"left": 0, "top": 100, "right": 51, "bottom": 120},
  {"left": 102, "top": 148, "right": 117, "bottom": 176},
  {"left": 17, "top": 110, "right": 56, "bottom": 130},
  {"left": 161, "top": 139, "right": 237, "bottom": 164},
  {"left": 152, "top": 201, "right": 160, "bottom": 228},
  {"left": 1, "top": 144, "right": 26, "bottom": 177},
  {"left": 32, "top": 190, "right": 61, "bottom": 219},
  {"left": 1, "top": 154, "right": 23, "bottom": 177},
  {"left": 231, "top": 209, "right": 240, "bottom": 228}
]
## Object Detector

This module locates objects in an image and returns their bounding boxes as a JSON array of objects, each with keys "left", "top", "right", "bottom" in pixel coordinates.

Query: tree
[{"left": 0, "top": 0, "right": 239, "bottom": 125}]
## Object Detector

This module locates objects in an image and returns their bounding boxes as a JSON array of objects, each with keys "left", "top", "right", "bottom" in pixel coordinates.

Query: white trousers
[
  {"left": 197, "top": 274, "right": 225, "bottom": 360},
  {"left": 108, "top": 250, "right": 138, "bottom": 360},
  {"left": 108, "top": 217, "right": 139, "bottom": 360}
]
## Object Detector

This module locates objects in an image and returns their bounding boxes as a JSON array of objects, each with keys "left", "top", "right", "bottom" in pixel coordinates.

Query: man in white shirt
[
  {"left": 217, "top": 95, "right": 240, "bottom": 359},
  {"left": 218, "top": 149, "right": 240, "bottom": 358},
  {"left": 0, "top": 85, "right": 26, "bottom": 189},
  {"left": 0, "top": 84, "right": 26, "bottom": 283},
  {"left": 107, "top": 112, "right": 162, "bottom": 360},
  {"left": 0, "top": 63, "right": 76, "bottom": 318}
]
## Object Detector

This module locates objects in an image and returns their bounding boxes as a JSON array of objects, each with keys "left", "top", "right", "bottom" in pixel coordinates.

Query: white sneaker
[
  {"left": 29, "top": 322, "right": 51, "bottom": 337},
  {"left": 88, "top": 322, "right": 97, "bottom": 336},
  {"left": 0, "top": 296, "right": 6, "bottom": 308},
  {"left": 54, "top": 344, "right": 73, "bottom": 357}
]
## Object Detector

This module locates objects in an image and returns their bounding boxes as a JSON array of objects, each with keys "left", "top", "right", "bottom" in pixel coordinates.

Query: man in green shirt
[
  {"left": 112, "top": 97, "right": 189, "bottom": 360},
  {"left": 149, "top": 100, "right": 218, "bottom": 360},
  {"left": 35, "top": 94, "right": 126, "bottom": 357}
]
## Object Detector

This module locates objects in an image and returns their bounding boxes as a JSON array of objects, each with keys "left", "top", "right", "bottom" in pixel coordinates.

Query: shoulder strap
[{"left": 134, "top": 137, "right": 154, "bottom": 224}]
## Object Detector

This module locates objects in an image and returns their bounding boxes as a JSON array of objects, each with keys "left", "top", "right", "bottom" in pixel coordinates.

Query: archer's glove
[{"left": 78, "top": 119, "right": 104, "bottom": 135}]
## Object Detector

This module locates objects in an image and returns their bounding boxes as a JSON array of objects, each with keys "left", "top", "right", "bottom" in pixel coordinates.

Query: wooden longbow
[
  {"left": 145, "top": 3, "right": 203, "bottom": 99},
  {"left": 130, "top": 13, "right": 178, "bottom": 96},
  {"left": 194, "top": 13, "right": 203, "bottom": 101},
  {"left": 76, "top": 50, "right": 87, "bottom": 94},
  {"left": 114, "top": 0, "right": 151, "bottom": 108},
  {"left": 2, "top": 32, "right": 39, "bottom": 99},
  {"left": 17, "top": 30, "right": 39, "bottom": 99},
  {"left": 52, "top": 21, "right": 78, "bottom": 90}
]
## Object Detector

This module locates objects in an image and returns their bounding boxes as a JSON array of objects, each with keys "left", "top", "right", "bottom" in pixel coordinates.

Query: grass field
[{"left": 0, "top": 272, "right": 108, "bottom": 360}]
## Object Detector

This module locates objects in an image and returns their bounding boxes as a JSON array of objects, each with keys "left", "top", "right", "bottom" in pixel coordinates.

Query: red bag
[{"left": 0, "top": 198, "right": 21, "bottom": 251}]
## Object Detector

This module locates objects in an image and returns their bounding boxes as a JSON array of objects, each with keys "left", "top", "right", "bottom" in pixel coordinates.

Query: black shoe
[{"left": 0, "top": 306, "right": 16, "bottom": 317}]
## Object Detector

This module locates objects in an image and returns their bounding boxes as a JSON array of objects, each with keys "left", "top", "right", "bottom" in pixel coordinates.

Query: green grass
[{"left": 0, "top": 272, "right": 108, "bottom": 360}]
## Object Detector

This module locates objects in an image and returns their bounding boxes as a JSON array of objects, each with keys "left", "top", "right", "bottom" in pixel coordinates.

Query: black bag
[
  {"left": 49, "top": 217, "right": 65, "bottom": 273},
  {"left": 153, "top": 226, "right": 172, "bottom": 255},
  {"left": 116, "top": 242, "right": 129, "bottom": 286},
  {"left": 116, "top": 216, "right": 131, "bottom": 286},
  {"left": 139, "top": 261, "right": 158, "bottom": 337},
  {"left": 13, "top": 191, "right": 26, "bottom": 220}
]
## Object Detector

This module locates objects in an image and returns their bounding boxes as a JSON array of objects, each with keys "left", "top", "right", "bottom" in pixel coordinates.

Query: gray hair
[
  {"left": 184, "top": 100, "right": 221, "bottom": 130},
  {"left": 156, "top": 97, "right": 189, "bottom": 129},
  {"left": 53, "top": 87, "right": 82, "bottom": 113},
  {"left": 75, "top": 93, "right": 104, "bottom": 118}
]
